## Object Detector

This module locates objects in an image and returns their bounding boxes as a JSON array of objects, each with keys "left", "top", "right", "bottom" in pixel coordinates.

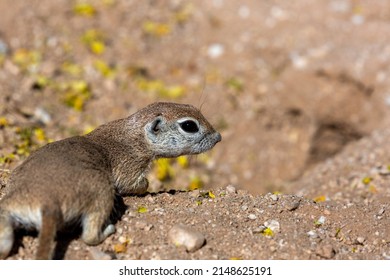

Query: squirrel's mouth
[{"left": 193, "top": 131, "right": 221, "bottom": 154}]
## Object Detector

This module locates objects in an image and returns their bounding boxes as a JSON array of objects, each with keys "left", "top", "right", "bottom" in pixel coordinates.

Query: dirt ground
[{"left": 0, "top": 0, "right": 389, "bottom": 259}]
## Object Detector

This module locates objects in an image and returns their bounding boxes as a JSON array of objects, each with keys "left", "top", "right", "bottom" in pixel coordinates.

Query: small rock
[
  {"left": 0, "top": 39, "right": 8, "bottom": 55},
  {"left": 285, "top": 197, "right": 301, "bottom": 211},
  {"left": 118, "top": 236, "right": 127, "bottom": 244},
  {"left": 237, "top": 189, "right": 249, "bottom": 195},
  {"left": 356, "top": 237, "right": 365, "bottom": 245},
  {"left": 135, "top": 220, "right": 149, "bottom": 230},
  {"left": 307, "top": 230, "right": 319, "bottom": 239},
  {"left": 116, "top": 227, "right": 123, "bottom": 235},
  {"left": 271, "top": 6, "right": 288, "bottom": 20},
  {"left": 248, "top": 214, "right": 257, "bottom": 220},
  {"left": 383, "top": 253, "right": 390, "bottom": 260},
  {"left": 153, "top": 208, "right": 165, "bottom": 215},
  {"left": 253, "top": 225, "right": 267, "bottom": 234},
  {"left": 238, "top": 5, "right": 250, "bottom": 19},
  {"left": 33, "top": 107, "right": 51, "bottom": 125},
  {"left": 330, "top": 1, "right": 350, "bottom": 12},
  {"left": 207, "top": 43, "right": 224, "bottom": 59},
  {"left": 377, "top": 207, "right": 385, "bottom": 216},
  {"left": 269, "top": 194, "right": 278, "bottom": 201},
  {"left": 124, "top": 214, "right": 133, "bottom": 221},
  {"left": 241, "top": 205, "right": 248, "bottom": 211},
  {"left": 317, "top": 216, "right": 326, "bottom": 225},
  {"left": 316, "top": 244, "right": 335, "bottom": 259},
  {"left": 264, "top": 219, "right": 280, "bottom": 232},
  {"left": 375, "top": 166, "right": 390, "bottom": 176},
  {"left": 144, "top": 224, "right": 153, "bottom": 231},
  {"left": 189, "top": 189, "right": 200, "bottom": 198},
  {"left": 89, "top": 247, "right": 112, "bottom": 260},
  {"left": 226, "top": 185, "right": 237, "bottom": 194},
  {"left": 351, "top": 14, "right": 364, "bottom": 25},
  {"left": 168, "top": 224, "right": 205, "bottom": 252},
  {"left": 135, "top": 221, "right": 153, "bottom": 231},
  {"left": 290, "top": 52, "right": 308, "bottom": 69}
]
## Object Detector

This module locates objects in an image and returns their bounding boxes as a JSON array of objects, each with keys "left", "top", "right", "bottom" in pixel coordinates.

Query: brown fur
[{"left": 0, "top": 102, "right": 221, "bottom": 259}]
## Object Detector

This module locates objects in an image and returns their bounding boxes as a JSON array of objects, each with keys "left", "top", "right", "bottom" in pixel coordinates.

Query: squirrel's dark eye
[{"left": 179, "top": 120, "right": 199, "bottom": 133}]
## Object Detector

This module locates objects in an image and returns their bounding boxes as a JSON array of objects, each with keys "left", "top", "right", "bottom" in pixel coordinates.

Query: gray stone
[
  {"left": 307, "top": 230, "right": 319, "bottom": 239},
  {"left": 264, "top": 219, "right": 280, "bottom": 232},
  {"left": 285, "top": 197, "right": 301, "bottom": 211},
  {"left": 356, "top": 237, "right": 365, "bottom": 245},
  {"left": 89, "top": 247, "right": 112, "bottom": 260},
  {"left": 226, "top": 185, "right": 237, "bottom": 194},
  {"left": 248, "top": 214, "right": 257, "bottom": 220},
  {"left": 316, "top": 244, "right": 336, "bottom": 259},
  {"left": 168, "top": 224, "right": 205, "bottom": 252}
]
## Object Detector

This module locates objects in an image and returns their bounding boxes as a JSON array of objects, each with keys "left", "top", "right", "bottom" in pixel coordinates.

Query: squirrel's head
[{"left": 141, "top": 102, "right": 221, "bottom": 158}]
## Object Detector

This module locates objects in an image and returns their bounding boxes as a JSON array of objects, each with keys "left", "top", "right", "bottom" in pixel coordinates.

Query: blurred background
[{"left": 1, "top": 0, "right": 390, "bottom": 194}]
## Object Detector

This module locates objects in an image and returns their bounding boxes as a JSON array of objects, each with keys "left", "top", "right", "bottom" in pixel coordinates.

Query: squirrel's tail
[
  {"left": 0, "top": 208, "right": 13, "bottom": 259},
  {"left": 0, "top": 204, "right": 61, "bottom": 260},
  {"left": 35, "top": 206, "right": 62, "bottom": 260}
]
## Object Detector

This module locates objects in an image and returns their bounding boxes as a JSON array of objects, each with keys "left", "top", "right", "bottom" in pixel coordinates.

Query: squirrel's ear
[{"left": 147, "top": 116, "right": 164, "bottom": 135}]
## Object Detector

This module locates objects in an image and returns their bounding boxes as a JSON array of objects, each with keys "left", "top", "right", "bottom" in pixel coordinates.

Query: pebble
[
  {"left": 126, "top": 212, "right": 137, "bottom": 218},
  {"left": 146, "top": 195, "right": 155, "bottom": 203},
  {"left": 316, "top": 244, "right": 335, "bottom": 259},
  {"left": 374, "top": 166, "right": 390, "bottom": 176},
  {"left": 351, "top": 14, "right": 364, "bottom": 25},
  {"left": 264, "top": 219, "right": 280, "bottom": 232},
  {"left": 118, "top": 236, "right": 128, "bottom": 244},
  {"left": 0, "top": 39, "right": 8, "bottom": 55},
  {"left": 330, "top": 0, "right": 350, "bottom": 13},
  {"left": 238, "top": 5, "right": 250, "bottom": 19},
  {"left": 356, "top": 237, "right": 365, "bottom": 245},
  {"left": 307, "top": 230, "right": 319, "bottom": 239},
  {"left": 135, "top": 220, "right": 154, "bottom": 231},
  {"left": 290, "top": 52, "right": 308, "bottom": 69},
  {"left": 226, "top": 185, "right": 237, "bottom": 194},
  {"left": 207, "top": 43, "right": 224, "bottom": 59},
  {"left": 189, "top": 189, "right": 200, "bottom": 198},
  {"left": 270, "top": 6, "right": 288, "bottom": 20},
  {"left": 377, "top": 207, "right": 385, "bottom": 216},
  {"left": 241, "top": 205, "right": 248, "bottom": 211},
  {"left": 253, "top": 225, "right": 267, "bottom": 234},
  {"left": 317, "top": 216, "right": 326, "bottom": 225},
  {"left": 135, "top": 220, "right": 148, "bottom": 229},
  {"left": 168, "top": 224, "right": 205, "bottom": 252},
  {"left": 383, "top": 253, "right": 390, "bottom": 260},
  {"left": 33, "top": 107, "right": 52, "bottom": 125},
  {"left": 285, "top": 196, "right": 301, "bottom": 211},
  {"left": 248, "top": 214, "right": 257, "bottom": 220},
  {"left": 269, "top": 194, "right": 278, "bottom": 201},
  {"left": 153, "top": 208, "right": 165, "bottom": 215},
  {"left": 89, "top": 247, "right": 112, "bottom": 260}
]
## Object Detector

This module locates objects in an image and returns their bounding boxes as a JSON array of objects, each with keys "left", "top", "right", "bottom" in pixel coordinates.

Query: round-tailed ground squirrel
[{"left": 0, "top": 102, "right": 221, "bottom": 259}]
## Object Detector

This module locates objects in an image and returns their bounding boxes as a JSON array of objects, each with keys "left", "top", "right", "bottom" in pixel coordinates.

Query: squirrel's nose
[{"left": 215, "top": 132, "right": 222, "bottom": 143}]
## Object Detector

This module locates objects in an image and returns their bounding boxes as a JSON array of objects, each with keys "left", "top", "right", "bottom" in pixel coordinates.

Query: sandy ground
[{"left": 0, "top": 0, "right": 389, "bottom": 259}]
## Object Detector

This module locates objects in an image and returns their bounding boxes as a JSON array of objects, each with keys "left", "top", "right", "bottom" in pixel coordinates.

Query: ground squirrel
[{"left": 0, "top": 102, "right": 221, "bottom": 259}]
